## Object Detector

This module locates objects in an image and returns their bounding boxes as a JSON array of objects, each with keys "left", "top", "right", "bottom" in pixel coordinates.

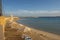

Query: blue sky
[{"left": 2, "top": 0, "right": 60, "bottom": 17}]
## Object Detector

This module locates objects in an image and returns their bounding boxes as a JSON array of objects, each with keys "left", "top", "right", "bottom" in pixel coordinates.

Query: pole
[
  {"left": 0, "top": 0, "right": 4, "bottom": 40},
  {"left": 0, "top": 0, "right": 2, "bottom": 16}
]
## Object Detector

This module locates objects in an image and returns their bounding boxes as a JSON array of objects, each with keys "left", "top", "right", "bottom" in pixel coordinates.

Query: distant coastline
[
  {"left": 19, "top": 16, "right": 60, "bottom": 18},
  {"left": 19, "top": 16, "right": 60, "bottom": 19}
]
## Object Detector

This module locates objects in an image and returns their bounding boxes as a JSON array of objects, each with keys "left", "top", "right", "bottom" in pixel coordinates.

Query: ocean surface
[{"left": 17, "top": 17, "right": 60, "bottom": 35}]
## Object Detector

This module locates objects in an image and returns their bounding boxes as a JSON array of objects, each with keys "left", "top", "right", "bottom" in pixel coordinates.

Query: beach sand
[{"left": 4, "top": 22, "right": 60, "bottom": 40}]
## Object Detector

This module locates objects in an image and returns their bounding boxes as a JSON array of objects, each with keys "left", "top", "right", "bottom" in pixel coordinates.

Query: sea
[{"left": 17, "top": 17, "right": 60, "bottom": 35}]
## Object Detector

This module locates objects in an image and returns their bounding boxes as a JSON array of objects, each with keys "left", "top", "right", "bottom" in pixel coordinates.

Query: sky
[{"left": 2, "top": 0, "right": 60, "bottom": 17}]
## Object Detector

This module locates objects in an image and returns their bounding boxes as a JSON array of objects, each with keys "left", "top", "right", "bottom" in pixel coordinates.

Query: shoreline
[
  {"left": 24, "top": 25, "right": 60, "bottom": 40},
  {"left": 11, "top": 22, "right": 60, "bottom": 40},
  {"left": 17, "top": 23, "right": 60, "bottom": 35}
]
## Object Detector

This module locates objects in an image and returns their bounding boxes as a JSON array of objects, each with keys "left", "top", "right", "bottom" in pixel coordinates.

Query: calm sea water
[{"left": 17, "top": 17, "right": 60, "bottom": 35}]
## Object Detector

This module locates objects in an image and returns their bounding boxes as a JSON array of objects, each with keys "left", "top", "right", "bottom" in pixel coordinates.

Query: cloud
[{"left": 4, "top": 10, "right": 60, "bottom": 17}]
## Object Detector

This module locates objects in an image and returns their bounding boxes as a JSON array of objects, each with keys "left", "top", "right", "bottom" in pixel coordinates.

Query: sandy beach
[{"left": 4, "top": 21, "right": 60, "bottom": 40}]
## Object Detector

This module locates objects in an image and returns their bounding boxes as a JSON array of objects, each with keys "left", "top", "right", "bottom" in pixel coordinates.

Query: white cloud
[{"left": 4, "top": 10, "right": 60, "bottom": 17}]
